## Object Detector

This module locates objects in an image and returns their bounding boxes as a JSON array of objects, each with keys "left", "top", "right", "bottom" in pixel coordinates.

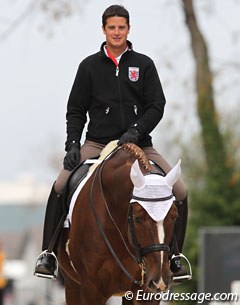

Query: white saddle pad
[
  {"left": 63, "top": 159, "right": 101, "bottom": 227},
  {"left": 64, "top": 140, "right": 119, "bottom": 227}
]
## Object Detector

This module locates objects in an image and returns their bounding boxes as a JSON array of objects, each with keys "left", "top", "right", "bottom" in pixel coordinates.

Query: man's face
[{"left": 103, "top": 16, "right": 130, "bottom": 50}]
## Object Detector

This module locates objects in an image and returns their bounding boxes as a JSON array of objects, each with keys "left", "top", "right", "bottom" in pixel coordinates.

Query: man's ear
[{"left": 102, "top": 25, "right": 106, "bottom": 34}]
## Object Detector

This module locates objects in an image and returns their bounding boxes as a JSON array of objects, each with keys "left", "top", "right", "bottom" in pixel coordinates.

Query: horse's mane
[
  {"left": 122, "top": 143, "right": 151, "bottom": 172},
  {"left": 89, "top": 141, "right": 151, "bottom": 173}
]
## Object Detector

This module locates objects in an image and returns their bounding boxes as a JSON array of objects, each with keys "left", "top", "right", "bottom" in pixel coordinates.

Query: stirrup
[
  {"left": 171, "top": 253, "right": 192, "bottom": 282},
  {"left": 34, "top": 250, "right": 59, "bottom": 279}
]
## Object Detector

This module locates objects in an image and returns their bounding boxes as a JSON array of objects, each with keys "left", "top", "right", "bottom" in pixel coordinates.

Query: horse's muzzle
[{"left": 147, "top": 278, "right": 169, "bottom": 292}]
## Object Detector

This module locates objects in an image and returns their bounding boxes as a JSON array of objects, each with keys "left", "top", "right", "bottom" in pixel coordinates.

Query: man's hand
[
  {"left": 117, "top": 127, "right": 141, "bottom": 146},
  {"left": 63, "top": 142, "right": 80, "bottom": 171}
]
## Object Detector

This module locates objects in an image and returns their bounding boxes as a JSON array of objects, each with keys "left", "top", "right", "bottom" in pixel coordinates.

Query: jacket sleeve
[
  {"left": 133, "top": 59, "right": 166, "bottom": 136},
  {"left": 65, "top": 60, "right": 91, "bottom": 151}
]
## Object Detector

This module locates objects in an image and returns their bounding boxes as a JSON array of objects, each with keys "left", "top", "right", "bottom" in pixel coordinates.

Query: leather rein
[{"left": 89, "top": 147, "right": 171, "bottom": 286}]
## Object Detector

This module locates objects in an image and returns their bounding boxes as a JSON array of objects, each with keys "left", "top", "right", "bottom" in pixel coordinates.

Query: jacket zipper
[
  {"left": 116, "top": 68, "right": 125, "bottom": 130},
  {"left": 105, "top": 106, "right": 110, "bottom": 114},
  {"left": 134, "top": 105, "right": 138, "bottom": 115},
  {"left": 106, "top": 48, "right": 125, "bottom": 130}
]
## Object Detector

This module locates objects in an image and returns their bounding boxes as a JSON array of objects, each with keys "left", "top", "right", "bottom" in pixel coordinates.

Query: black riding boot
[
  {"left": 170, "top": 195, "right": 192, "bottom": 282},
  {"left": 34, "top": 184, "right": 65, "bottom": 279}
]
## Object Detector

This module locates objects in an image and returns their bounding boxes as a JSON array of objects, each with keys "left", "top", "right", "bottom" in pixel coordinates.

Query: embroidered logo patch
[{"left": 128, "top": 67, "right": 139, "bottom": 82}]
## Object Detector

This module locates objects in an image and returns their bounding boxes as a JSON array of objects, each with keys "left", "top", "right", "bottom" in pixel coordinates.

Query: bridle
[
  {"left": 89, "top": 147, "right": 172, "bottom": 286},
  {"left": 128, "top": 201, "right": 171, "bottom": 265}
]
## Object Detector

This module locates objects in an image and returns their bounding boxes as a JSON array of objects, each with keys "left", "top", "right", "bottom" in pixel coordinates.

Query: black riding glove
[
  {"left": 63, "top": 142, "right": 80, "bottom": 171},
  {"left": 117, "top": 127, "right": 141, "bottom": 146}
]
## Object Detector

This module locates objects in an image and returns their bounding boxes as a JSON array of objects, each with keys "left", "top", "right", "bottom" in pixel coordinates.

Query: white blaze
[
  {"left": 156, "top": 220, "right": 166, "bottom": 289},
  {"left": 156, "top": 220, "right": 164, "bottom": 269}
]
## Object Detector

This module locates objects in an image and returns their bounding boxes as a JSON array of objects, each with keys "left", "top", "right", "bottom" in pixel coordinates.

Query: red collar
[{"left": 106, "top": 48, "right": 118, "bottom": 67}]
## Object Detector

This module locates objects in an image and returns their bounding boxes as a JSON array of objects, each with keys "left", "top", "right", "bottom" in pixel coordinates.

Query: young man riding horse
[{"left": 34, "top": 4, "right": 191, "bottom": 282}]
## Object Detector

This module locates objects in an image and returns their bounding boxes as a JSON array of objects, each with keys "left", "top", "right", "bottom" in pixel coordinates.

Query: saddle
[
  {"left": 63, "top": 158, "right": 101, "bottom": 212},
  {"left": 63, "top": 159, "right": 166, "bottom": 211},
  {"left": 64, "top": 159, "right": 164, "bottom": 203}
]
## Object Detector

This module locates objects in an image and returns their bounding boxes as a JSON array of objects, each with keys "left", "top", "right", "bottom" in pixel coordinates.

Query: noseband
[{"left": 89, "top": 149, "right": 171, "bottom": 286}]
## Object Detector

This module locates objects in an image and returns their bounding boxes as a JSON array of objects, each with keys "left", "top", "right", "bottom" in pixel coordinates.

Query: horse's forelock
[{"left": 122, "top": 143, "right": 151, "bottom": 172}]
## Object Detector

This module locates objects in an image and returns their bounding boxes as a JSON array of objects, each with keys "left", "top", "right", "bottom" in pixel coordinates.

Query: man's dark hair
[{"left": 102, "top": 5, "right": 130, "bottom": 28}]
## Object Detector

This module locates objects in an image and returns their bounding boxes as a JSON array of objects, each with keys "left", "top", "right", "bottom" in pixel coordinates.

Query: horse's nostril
[
  {"left": 148, "top": 279, "right": 168, "bottom": 292},
  {"left": 158, "top": 281, "right": 168, "bottom": 292}
]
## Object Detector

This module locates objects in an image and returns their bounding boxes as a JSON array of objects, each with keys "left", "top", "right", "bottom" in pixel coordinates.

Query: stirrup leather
[
  {"left": 34, "top": 250, "right": 59, "bottom": 279},
  {"left": 172, "top": 253, "right": 192, "bottom": 281}
]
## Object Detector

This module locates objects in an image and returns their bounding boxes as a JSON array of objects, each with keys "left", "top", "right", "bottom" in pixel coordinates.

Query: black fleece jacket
[{"left": 65, "top": 41, "right": 166, "bottom": 151}]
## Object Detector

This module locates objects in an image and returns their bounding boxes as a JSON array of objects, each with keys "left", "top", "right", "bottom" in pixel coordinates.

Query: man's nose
[{"left": 114, "top": 28, "right": 120, "bottom": 35}]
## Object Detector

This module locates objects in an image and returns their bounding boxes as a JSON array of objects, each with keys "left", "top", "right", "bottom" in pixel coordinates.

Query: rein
[
  {"left": 89, "top": 147, "right": 143, "bottom": 286},
  {"left": 89, "top": 147, "right": 171, "bottom": 286}
]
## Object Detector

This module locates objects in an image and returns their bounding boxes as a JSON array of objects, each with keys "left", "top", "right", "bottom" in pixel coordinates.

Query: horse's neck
[
  {"left": 104, "top": 161, "right": 133, "bottom": 227},
  {"left": 103, "top": 145, "right": 149, "bottom": 228}
]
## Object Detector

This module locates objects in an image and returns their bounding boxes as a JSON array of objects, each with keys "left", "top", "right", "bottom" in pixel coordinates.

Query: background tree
[
  {"left": 173, "top": 1, "right": 240, "bottom": 302},
  {"left": 0, "top": 0, "right": 88, "bottom": 42}
]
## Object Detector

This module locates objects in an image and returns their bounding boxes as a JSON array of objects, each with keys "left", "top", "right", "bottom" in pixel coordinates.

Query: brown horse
[{"left": 58, "top": 143, "right": 181, "bottom": 305}]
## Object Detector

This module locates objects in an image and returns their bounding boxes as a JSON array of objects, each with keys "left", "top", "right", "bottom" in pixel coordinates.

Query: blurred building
[
  {"left": 199, "top": 227, "right": 240, "bottom": 305},
  {"left": 0, "top": 177, "right": 65, "bottom": 305}
]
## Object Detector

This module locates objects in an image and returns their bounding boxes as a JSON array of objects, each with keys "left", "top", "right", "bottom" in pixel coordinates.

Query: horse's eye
[{"left": 134, "top": 216, "right": 142, "bottom": 224}]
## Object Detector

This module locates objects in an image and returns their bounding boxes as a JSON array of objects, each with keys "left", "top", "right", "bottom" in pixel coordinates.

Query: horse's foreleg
[
  {"left": 80, "top": 281, "right": 108, "bottom": 305},
  {"left": 64, "top": 276, "right": 82, "bottom": 305}
]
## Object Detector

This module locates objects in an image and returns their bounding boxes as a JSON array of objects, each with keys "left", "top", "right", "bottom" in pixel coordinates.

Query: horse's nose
[
  {"left": 155, "top": 279, "right": 168, "bottom": 292},
  {"left": 148, "top": 279, "right": 168, "bottom": 292}
]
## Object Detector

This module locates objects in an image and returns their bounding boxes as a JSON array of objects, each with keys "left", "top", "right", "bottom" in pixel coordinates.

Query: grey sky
[{"left": 0, "top": 0, "right": 239, "bottom": 183}]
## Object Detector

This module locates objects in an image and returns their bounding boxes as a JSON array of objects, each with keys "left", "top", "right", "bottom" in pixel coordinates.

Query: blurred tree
[
  {"left": 0, "top": 0, "right": 89, "bottom": 42},
  {"left": 173, "top": 0, "right": 240, "bottom": 302},
  {"left": 0, "top": 1, "right": 37, "bottom": 42},
  {"left": 39, "top": 0, "right": 88, "bottom": 20},
  {"left": 182, "top": 0, "right": 233, "bottom": 183}
]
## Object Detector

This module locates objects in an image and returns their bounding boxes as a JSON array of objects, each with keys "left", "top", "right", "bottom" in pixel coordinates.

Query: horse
[{"left": 57, "top": 143, "right": 181, "bottom": 305}]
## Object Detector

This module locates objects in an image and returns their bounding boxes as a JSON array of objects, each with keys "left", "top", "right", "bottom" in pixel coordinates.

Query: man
[{"left": 34, "top": 5, "right": 190, "bottom": 282}]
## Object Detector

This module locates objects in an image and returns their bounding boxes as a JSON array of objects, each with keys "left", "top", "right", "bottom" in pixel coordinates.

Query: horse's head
[{"left": 129, "top": 158, "right": 181, "bottom": 292}]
